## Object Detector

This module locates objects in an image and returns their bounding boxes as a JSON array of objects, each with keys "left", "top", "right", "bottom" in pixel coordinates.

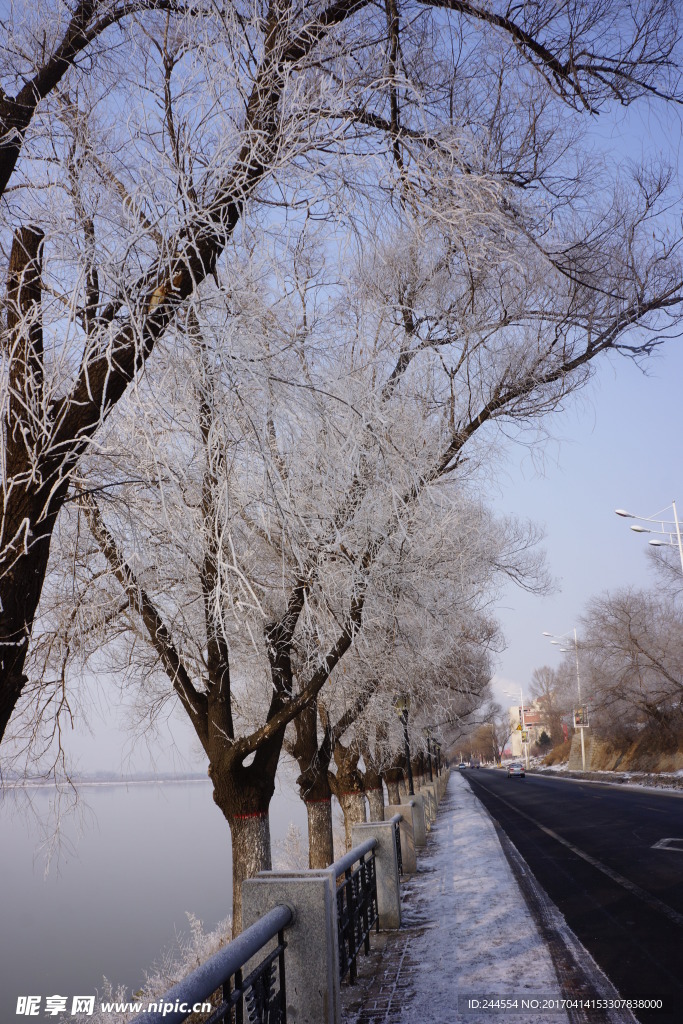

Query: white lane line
[
  {"left": 479, "top": 784, "right": 683, "bottom": 930},
  {"left": 652, "top": 838, "right": 683, "bottom": 852}
]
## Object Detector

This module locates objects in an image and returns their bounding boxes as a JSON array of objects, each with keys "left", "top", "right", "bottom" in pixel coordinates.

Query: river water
[{"left": 0, "top": 775, "right": 308, "bottom": 1016}]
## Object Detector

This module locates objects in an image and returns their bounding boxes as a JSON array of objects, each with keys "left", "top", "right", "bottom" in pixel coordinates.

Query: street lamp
[
  {"left": 543, "top": 628, "right": 586, "bottom": 771},
  {"left": 503, "top": 686, "right": 529, "bottom": 769},
  {"left": 432, "top": 740, "right": 442, "bottom": 774},
  {"left": 615, "top": 502, "right": 683, "bottom": 573},
  {"left": 393, "top": 694, "right": 414, "bottom": 795}
]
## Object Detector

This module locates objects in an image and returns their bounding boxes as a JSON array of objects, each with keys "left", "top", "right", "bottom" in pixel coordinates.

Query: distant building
[{"left": 508, "top": 700, "right": 551, "bottom": 757}]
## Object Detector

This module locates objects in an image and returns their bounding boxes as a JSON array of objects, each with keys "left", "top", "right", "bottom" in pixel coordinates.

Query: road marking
[
  {"left": 475, "top": 782, "right": 683, "bottom": 929},
  {"left": 652, "top": 838, "right": 683, "bottom": 852},
  {"left": 494, "top": 825, "right": 639, "bottom": 1024}
]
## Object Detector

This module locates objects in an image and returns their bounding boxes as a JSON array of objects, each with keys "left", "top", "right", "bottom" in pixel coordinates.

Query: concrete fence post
[
  {"left": 387, "top": 802, "right": 417, "bottom": 873},
  {"left": 423, "top": 783, "right": 437, "bottom": 819},
  {"left": 351, "top": 822, "right": 401, "bottom": 930},
  {"left": 418, "top": 786, "right": 434, "bottom": 828},
  {"left": 242, "top": 874, "right": 340, "bottom": 1024},
  {"left": 407, "top": 793, "right": 427, "bottom": 847}
]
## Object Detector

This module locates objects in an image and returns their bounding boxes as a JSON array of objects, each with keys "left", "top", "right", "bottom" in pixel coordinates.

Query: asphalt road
[{"left": 462, "top": 769, "right": 683, "bottom": 1024}]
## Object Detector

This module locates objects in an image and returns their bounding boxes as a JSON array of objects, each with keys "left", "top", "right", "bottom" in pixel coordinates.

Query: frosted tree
[
  {"left": 3, "top": 0, "right": 683, "bottom": 749},
  {"left": 5, "top": 0, "right": 683, "bottom": 936},
  {"left": 288, "top": 519, "right": 512, "bottom": 859},
  {"left": 579, "top": 588, "right": 683, "bottom": 736},
  {"left": 18, "top": 234, "right": 543, "bottom": 920},
  {"left": 18, "top": 132, "right": 683, "bottom": 917}
]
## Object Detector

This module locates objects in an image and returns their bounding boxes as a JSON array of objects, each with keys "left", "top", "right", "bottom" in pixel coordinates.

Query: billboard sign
[{"left": 573, "top": 706, "right": 589, "bottom": 728}]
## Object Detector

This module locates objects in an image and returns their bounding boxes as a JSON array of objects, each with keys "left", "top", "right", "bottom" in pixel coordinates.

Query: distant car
[
  {"left": 506, "top": 762, "right": 525, "bottom": 778},
  {"left": 458, "top": 762, "right": 468, "bottom": 771}
]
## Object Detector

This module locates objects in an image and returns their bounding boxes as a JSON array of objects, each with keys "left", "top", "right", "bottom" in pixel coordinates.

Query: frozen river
[{"left": 0, "top": 775, "right": 308, "bottom": 1017}]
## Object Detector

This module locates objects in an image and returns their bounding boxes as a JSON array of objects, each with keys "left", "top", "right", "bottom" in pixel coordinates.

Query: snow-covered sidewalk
[{"left": 342, "top": 771, "right": 571, "bottom": 1024}]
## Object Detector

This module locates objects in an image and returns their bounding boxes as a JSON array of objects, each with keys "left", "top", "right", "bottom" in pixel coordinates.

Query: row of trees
[{"left": 2, "top": 0, "right": 683, "bottom": 927}]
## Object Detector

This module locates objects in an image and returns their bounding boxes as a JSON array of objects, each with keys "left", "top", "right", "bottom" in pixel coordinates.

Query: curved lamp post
[
  {"left": 615, "top": 502, "right": 683, "bottom": 573},
  {"left": 393, "top": 694, "right": 414, "bottom": 795},
  {"left": 543, "top": 628, "right": 585, "bottom": 771}
]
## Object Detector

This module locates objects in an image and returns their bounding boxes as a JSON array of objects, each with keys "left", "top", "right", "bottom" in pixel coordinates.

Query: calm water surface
[{"left": 0, "top": 776, "right": 307, "bottom": 1016}]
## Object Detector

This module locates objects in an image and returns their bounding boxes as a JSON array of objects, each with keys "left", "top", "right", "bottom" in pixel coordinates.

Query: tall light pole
[
  {"left": 423, "top": 727, "right": 434, "bottom": 782},
  {"left": 615, "top": 501, "right": 683, "bottom": 573},
  {"left": 393, "top": 695, "right": 414, "bottom": 795},
  {"left": 543, "top": 629, "right": 586, "bottom": 771}
]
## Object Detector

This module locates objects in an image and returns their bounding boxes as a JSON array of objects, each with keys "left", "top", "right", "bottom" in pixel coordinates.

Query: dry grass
[
  {"left": 549, "top": 725, "right": 683, "bottom": 774},
  {"left": 597, "top": 725, "right": 683, "bottom": 773},
  {"left": 543, "top": 739, "right": 571, "bottom": 766}
]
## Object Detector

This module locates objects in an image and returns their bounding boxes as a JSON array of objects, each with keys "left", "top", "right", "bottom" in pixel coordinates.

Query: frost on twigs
[
  {"left": 273, "top": 820, "right": 308, "bottom": 870},
  {"left": 59, "top": 913, "right": 232, "bottom": 1024},
  {"left": 4, "top": 0, "right": 683, "bottom": 932}
]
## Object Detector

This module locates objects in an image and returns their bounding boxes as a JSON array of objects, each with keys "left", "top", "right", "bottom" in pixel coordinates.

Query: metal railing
[
  {"left": 386, "top": 813, "right": 403, "bottom": 876},
  {"left": 130, "top": 904, "right": 292, "bottom": 1024},
  {"left": 331, "top": 838, "right": 379, "bottom": 984}
]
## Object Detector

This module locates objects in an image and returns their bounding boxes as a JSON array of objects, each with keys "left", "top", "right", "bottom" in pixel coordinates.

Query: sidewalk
[{"left": 341, "top": 772, "right": 571, "bottom": 1024}]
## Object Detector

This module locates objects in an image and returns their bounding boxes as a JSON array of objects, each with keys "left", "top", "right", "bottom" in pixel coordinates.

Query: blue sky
[
  {"left": 487, "top": 92, "right": 683, "bottom": 710},
  {"left": 489, "top": 339, "right": 683, "bottom": 707}
]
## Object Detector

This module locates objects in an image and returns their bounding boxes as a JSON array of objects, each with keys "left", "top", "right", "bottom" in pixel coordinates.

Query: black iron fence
[
  {"left": 331, "top": 838, "right": 379, "bottom": 984},
  {"left": 130, "top": 904, "right": 292, "bottom": 1024},
  {"left": 116, "top": 781, "right": 454, "bottom": 1024},
  {"left": 386, "top": 813, "right": 403, "bottom": 876}
]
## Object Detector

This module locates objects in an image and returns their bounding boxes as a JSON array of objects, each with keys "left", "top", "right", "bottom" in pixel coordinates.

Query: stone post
[
  {"left": 418, "top": 785, "right": 434, "bottom": 828},
  {"left": 387, "top": 802, "right": 417, "bottom": 873},
  {"left": 351, "top": 822, "right": 401, "bottom": 930},
  {"left": 423, "top": 782, "right": 437, "bottom": 819},
  {"left": 421, "top": 782, "right": 438, "bottom": 823},
  {"left": 242, "top": 874, "right": 340, "bottom": 1024},
  {"left": 407, "top": 792, "right": 427, "bottom": 848}
]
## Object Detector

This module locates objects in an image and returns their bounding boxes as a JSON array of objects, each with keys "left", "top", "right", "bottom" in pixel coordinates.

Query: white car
[{"left": 506, "top": 762, "right": 525, "bottom": 778}]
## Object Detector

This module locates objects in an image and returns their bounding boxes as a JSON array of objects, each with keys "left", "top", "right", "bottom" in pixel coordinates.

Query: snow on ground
[
  {"left": 533, "top": 763, "right": 683, "bottom": 793},
  {"left": 400, "top": 773, "right": 570, "bottom": 1024}
]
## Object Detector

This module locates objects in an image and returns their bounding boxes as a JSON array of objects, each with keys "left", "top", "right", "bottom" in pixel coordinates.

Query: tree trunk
[
  {"left": 337, "top": 791, "right": 367, "bottom": 850},
  {"left": 412, "top": 756, "right": 423, "bottom": 791},
  {"left": 228, "top": 812, "right": 272, "bottom": 934},
  {"left": 0, "top": 480, "right": 68, "bottom": 743},
  {"left": 0, "top": 226, "right": 57, "bottom": 743},
  {"left": 209, "top": 737, "right": 282, "bottom": 933},
  {"left": 306, "top": 799, "right": 334, "bottom": 868},
  {"left": 328, "top": 739, "right": 366, "bottom": 850},
  {"left": 289, "top": 701, "right": 335, "bottom": 867},
  {"left": 366, "top": 787, "right": 384, "bottom": 822},
  {"left": 358, "top": 744, "right": 384, "bottom": 822},
  {"left": 383, "top": 766, "right": 404, "bottom": 805}
]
